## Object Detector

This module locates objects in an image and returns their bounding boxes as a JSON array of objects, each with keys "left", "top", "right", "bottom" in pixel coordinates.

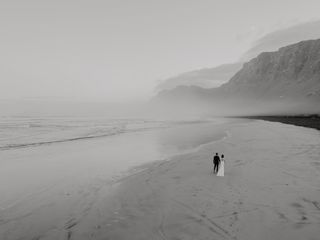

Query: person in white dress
[{"left": 217, "top": 154, "right": 224, "bottom": 176}]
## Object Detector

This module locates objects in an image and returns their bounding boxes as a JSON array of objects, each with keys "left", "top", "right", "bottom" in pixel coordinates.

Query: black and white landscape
[{"left": 0, "top": 1, "right": 320, "bottom": 240}]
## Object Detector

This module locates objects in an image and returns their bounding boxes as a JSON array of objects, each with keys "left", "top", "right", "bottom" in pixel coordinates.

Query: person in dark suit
[{"left": 213, "top": 153, "right": 220, "bottom": 174}]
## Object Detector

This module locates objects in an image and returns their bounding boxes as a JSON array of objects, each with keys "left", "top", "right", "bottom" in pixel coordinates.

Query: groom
[{"left": 213, "top": 153, "right": 220, "bottom": 174}]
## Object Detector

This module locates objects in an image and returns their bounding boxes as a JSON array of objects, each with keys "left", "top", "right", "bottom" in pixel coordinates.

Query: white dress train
[{"left": 217, "top": 159, "right": 224, "bottom": 176}]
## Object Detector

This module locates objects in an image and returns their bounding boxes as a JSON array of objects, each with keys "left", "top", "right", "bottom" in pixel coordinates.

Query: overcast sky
[{"left": 1, "top": 0, "right": 320, "bottom": 102}]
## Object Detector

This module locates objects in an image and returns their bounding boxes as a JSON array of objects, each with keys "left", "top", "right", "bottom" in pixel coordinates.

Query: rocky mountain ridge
[
  {"left": 154, "top": 39, "right": 320, "bottom": 115},
  {"left": 221, "top": 39, "right": 320, "bottom": 100}
]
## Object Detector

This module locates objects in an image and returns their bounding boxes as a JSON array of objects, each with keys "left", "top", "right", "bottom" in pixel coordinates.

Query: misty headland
[{"left": 152, "top": 39, "right": 320, "bottom": 119}]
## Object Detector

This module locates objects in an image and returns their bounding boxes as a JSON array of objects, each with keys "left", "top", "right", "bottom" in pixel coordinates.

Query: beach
[{"left": 0, "top": 118, "right": 320, "bottom": 239}]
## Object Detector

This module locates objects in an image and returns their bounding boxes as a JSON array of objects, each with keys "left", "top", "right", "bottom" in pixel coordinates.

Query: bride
[{"left": 217, "top": 154, "right": 224, "bottom": 177}]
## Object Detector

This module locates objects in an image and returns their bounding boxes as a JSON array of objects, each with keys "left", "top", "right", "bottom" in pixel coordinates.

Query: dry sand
[
  {"left": 70, "top": 120, "right": 320, "bottom": 240},
  {"left": 1, "top": 119, "right": 320, "bottom": 240}
]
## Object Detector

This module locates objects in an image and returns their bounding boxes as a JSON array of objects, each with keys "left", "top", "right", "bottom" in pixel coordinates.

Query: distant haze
[{"left": 1, "top": 0, "right": 320, "bottom": 102}]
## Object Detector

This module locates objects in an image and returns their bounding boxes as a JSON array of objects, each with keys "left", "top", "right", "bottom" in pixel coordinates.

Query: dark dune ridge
[{"left": 241, "top": 115, "right": 320, "bottom": 131}]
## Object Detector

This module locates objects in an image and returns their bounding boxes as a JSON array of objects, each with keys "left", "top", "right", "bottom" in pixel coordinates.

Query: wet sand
[{"left": 71, "top": 120, "right": 320, "bottom": 240}]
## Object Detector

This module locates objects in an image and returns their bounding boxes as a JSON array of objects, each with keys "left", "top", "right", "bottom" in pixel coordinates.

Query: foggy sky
[{"left": 1, "top": 0, "right": 320, "bottom": 102}]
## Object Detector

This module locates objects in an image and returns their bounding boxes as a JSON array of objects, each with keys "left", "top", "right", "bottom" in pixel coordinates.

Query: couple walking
[{"left": 213, "top": 153, "right": 224, "bottom": 176}]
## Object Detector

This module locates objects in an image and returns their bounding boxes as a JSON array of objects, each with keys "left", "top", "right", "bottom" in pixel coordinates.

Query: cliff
[
  {"left": 221, "top": 39, "right": 320, "bottom": 100},
  {"left": 153, "top": 39, "right": 320, "bottom": 115}
]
